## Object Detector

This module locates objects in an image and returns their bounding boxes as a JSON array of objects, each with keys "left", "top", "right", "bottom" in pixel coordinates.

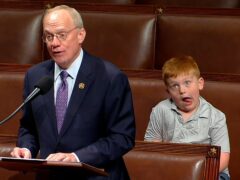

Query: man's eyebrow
[
  {"left": 43, "top": 29, "right": 66, "bottom": 34},
  {"left": 43, "top": 30, "right": 53, "bottom": 34}
]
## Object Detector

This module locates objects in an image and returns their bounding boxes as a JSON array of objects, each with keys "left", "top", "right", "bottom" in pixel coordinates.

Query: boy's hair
[{"left": 162, "top": 56, "right": 201, "bottom": 85}]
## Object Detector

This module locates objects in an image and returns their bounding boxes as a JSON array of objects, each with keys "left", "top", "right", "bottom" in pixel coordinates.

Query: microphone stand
[
  {"left": 0, "top": 88, "right": 40, "bottom": 125},
  {"left": 0, "top": 102, "right": 24, "bottom": 125}
]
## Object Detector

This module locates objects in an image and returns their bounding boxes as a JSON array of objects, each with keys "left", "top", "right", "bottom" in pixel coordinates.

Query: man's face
[
  {"left": 166, "top": 74, "right": 204, "bottom": 113},
  {"left": 43, "top": 9, "right": 86, "bottom": 69}
]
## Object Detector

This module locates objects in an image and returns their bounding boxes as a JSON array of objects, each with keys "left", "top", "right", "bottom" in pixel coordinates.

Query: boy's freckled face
[{"left": 166, "top": 74, "right": 204, "bottom": 113}]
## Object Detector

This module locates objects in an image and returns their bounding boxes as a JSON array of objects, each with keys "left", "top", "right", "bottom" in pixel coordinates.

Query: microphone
[
  {"left": 0, "top": 76, "right": 53, "bottom": 125},
  {"left": 24, "top": 76, "right": 53, "bottom": 104}
]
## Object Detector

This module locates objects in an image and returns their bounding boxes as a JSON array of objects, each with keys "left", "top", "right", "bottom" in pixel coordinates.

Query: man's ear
[
  {"left": 198, "top": 77, "right": 204, "bottom": 90},
  {"left": 78, "top": 28, "right": 86, "bottom": 44}
]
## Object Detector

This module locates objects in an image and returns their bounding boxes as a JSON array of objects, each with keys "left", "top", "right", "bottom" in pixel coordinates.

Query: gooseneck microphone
[
  {"left": 23, "top": 76, "right": 53, "bottom": 104},
  {"left": 0, "top": 76, "right": 53, "bottom": 125}
]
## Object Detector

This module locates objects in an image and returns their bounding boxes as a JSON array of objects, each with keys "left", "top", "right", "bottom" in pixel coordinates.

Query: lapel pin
[{"left": 79, "top": 82, "right": 85, "bottom": 89}]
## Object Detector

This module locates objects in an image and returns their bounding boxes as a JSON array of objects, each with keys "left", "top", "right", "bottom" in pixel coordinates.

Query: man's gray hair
[{"left": 43, "top": 5, "right": 84, "bottom": 28}]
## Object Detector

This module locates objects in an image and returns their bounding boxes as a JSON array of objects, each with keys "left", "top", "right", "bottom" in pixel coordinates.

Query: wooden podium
[{"left": 0, "top": 157, "right": 108, "bottom": 179}]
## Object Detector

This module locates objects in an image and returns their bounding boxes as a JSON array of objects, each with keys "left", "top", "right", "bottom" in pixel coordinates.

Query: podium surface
[{"left": 0, "top": 157, "right": 108, "bottom": 179}]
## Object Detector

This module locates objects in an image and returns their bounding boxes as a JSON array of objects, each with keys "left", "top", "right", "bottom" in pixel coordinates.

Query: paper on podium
[{"left": 0, "top": 157, "right": 46, "bottom": 163}]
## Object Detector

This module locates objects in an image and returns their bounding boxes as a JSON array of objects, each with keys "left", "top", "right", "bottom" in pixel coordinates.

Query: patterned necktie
[{"left": 56, "top": 70, "right": 68, "bottom": 133}]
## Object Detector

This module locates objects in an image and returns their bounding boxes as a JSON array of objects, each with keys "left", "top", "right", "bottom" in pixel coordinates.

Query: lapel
[
  {"left": 41, "top": 61, "right": 58, "bottom": 136},
  {"left": 59, "top": 52, "right": 96, "bottom": 137}
]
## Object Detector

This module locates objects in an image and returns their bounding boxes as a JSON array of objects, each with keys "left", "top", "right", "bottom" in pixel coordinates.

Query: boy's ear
[
  {"left": 166, "top": 88, "right": 172, "bottom": 99},
  {"left": 198, "top": 77, "right": 204, "bottom": 90},
  {"left": 164, "top": 83, "right": 170, "bottom": 94},
  {"left": 166, "top": 88, "right": 169, "bottom": 94}
]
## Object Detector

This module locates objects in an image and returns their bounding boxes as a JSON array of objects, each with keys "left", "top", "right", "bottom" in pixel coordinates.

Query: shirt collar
[
  {"left": 195, "top": 97, "right": 209, "bottom": 118},
  {"left": 170, "top": 96, "right": 209, "bottom": 119},
  {"left": 54, "top": 49, "right": 84, "bottom": 81}
]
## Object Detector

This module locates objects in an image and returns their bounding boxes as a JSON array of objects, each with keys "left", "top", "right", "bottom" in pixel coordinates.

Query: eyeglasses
[{"left": 42, "top": 27, "right": 78, "bottom": 43}]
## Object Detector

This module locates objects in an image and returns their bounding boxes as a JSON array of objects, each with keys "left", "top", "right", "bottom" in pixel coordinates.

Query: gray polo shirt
[{"left": 144, "top": 97, "right": 230, "bottom": 174}]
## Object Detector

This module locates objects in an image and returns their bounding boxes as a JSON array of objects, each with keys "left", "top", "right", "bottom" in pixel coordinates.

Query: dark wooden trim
[
  {"left": 163, "top": 7, "right": 240, "bottom": 16},
  {"left": 0, "top": 63, "right": 31, "bottom": 72},
  {"left": 0, "top": 65, "right": 239, "bottom": 83},
  {"left": 0, "top": 1, "right": 158, "bottom": 14},
  {"left": 2, "top": 1, "right": 240, "bottom": 16},
  {"left": 134, "top": 140, "right": 220, "bottom": 158},
  {"left": 123, "top": 69, "right": 240, "bottom": 82}
]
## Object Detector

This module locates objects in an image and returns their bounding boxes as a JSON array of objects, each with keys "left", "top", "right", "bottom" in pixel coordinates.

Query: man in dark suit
[{"left": 11, "top": 5, "right": 135, "bottom": 179}]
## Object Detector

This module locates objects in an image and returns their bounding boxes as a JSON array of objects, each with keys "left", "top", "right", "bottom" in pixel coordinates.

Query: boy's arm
[
  {"left": 210, "top": 111, "right": 230, "bottom": 173},
  {"left": 144, "top": 108, "right": 163, "bottom": 141},
  {"left": 220, "top": 152, "right": 230, "bottom": 172}
]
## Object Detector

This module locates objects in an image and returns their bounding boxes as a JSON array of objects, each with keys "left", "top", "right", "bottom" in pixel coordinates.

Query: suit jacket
[{"left": 17, "top": 51, "right": 136, "bottom": 180}]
